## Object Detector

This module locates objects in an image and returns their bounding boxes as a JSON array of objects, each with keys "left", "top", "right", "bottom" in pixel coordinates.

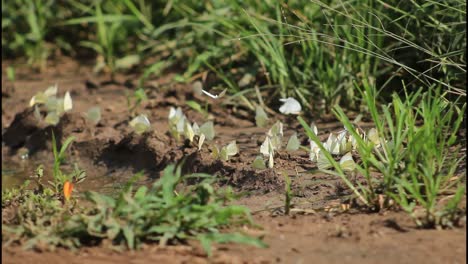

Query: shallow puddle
[
  {"left": 2, "top": 160, "right": 37, "bottom": 190},
  {"left": 1, "top": 157, "right": 149, "bottom": 196}
]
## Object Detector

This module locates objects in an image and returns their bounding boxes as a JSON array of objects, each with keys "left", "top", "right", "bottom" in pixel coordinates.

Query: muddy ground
[{"left": 2, "top": 58, "right": 466, "bottom": 263}]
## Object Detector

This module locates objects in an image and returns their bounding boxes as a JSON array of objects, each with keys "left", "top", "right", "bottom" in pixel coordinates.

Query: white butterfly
[
  {"left": 310, "top": 140, "right": 320, "bottom": 162},
  {"left": 324, "top": 133, "right": 340, "bottom": 155},
  {"left": 130, "top": 114, "right": 151, "bottom": 134},
  {"left": 339, "top": 152, "right": 356, "bottom": 172},
  {"left": 279, "top": 97, "right": 302, "bottom": 115},
  {"left": 202, "top": 88, "right": 227, "bottom": 99},
  {"left": 63, "top": 91, "right": 73, "bottom": 112}
]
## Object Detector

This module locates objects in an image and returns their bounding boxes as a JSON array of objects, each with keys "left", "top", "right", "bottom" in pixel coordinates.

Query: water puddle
[
  {"left": 2, "top": 160, "right": 38, "bottom": 190},
  {"left": 2, "top": 158, "right": 150, "bottom": 195}
]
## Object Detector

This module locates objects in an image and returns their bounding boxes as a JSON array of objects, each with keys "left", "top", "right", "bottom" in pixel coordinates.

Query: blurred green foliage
[{"left": 2, "top": 0, "right": 465, "bottom": 109}]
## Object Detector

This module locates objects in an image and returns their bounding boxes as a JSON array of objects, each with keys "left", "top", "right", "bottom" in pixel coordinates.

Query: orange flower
[{"left": 63, "top": 181, "right": 74, "bottom": 201}]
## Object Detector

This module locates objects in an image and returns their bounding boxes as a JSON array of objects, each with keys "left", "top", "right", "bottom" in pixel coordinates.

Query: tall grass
[
  {"left": 3, "top": 0, "right": 465, "bottom": 104},
  {"left": 299, "top": 80, "right": 466, "bottom": 228}
]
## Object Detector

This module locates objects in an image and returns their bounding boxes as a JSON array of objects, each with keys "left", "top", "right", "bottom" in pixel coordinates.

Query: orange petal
[{"left": 63, "top": 181, "right": 74, "bottom": 201}]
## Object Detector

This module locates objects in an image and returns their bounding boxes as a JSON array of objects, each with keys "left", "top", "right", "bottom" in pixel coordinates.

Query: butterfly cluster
[
  {"left": 309, "top": 125, "right": 385, "bottom": 172},
  {"left": 29, "top": 84, "right": 73, "bottom": 125},
  {"left": 168, "top": 107, "right": 216, "bottom": 150}
]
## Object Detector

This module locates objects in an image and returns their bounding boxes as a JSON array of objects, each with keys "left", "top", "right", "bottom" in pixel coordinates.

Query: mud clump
[
  {"left": 2, "top": 108, "right": 40, "bottom": 149},
  {"left": 182, "top": 151, "right": 283, "bottom": 193},
  {"left": 97, "top": 132, "right": 172, "bottom": 175},
  {"left": 2, "top": 110, "right": 90, "bottom": 155}
]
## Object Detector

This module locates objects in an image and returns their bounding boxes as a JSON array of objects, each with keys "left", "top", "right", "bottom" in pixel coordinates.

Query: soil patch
[{"left": 2, "top": 59, "right": 466, "bottom": 263}]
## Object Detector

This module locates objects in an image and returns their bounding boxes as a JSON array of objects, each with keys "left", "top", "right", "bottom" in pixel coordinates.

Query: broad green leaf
[
  {"left": 122, "top": 225, "right": 135, "bottom": 249},
  {"left": 104, "top": 217, "right": 121, "bottom": 239},
  {"left": 134, "top": 88, "right": 147, "bottom": 101},
  {"left": 134, "top": 186, "right": 148, "bottom": 201},
  {"left": 161, "top": 165, "right": 177, "bottom": 203},
  {"left": 186, "top": 100, "right": 203, "bottom": 113},
  {"left": 59, "top": 136, "right": 76, "bottom": 160}
]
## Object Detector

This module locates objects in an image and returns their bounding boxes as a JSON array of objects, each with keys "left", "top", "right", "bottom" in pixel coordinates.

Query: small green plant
[
  {"left": 49, "top": 133, "right": 86, "bottom": 194},
  {"left": 126, "top": 88, "right": 147, "bottom": 117},
  {"left": 2, "top": 164, "right": 266, "bottom": 255},
  {"left": 64, "top": 1, "right": 140, "bottom": 73},
  {"left": 186, "top": 100, "right": 209, "bottom": 119},
  {"left": 299, "top": 81, "right": 466, "bottom": 228},
  {"left": 2, "top": 0, "right": 54, "bottom": 70}
]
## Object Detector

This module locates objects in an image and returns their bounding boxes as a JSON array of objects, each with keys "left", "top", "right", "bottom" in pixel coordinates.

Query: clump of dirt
[
  {"left": 2, "top": 108, "right": 41, "bottom": 150},
  {"left": 181, "top": 150, "right": 282, "bottom": 193},
  {"left": 2, "top": 110, "right": 91, "bottom": 155},
  {"left": 97, "top": 131, "right": 173, "bottom": 174}
]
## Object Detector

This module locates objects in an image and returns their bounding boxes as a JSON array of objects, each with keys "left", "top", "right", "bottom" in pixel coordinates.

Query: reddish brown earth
[{"left": 2, "top": 58, "right": 466, "bottom": 263}]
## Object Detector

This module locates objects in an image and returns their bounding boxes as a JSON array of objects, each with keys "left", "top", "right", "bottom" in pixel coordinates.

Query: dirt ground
[{"left": 2, "top": 58, "right": 466, "bottom": 263}]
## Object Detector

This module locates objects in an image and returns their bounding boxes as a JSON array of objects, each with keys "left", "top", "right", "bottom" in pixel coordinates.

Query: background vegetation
[{"left": 3, "top": 0, "right": 466, "bottom": 109}]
